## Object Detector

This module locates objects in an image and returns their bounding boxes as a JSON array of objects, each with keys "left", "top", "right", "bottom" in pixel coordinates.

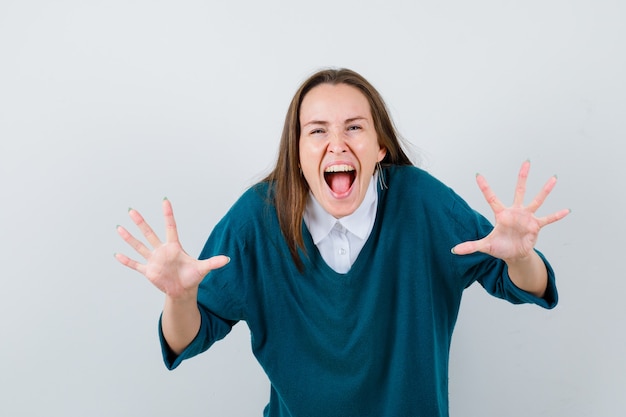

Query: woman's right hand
[{"left": 115, "top": 198, "right": 230, "bottom": 301}]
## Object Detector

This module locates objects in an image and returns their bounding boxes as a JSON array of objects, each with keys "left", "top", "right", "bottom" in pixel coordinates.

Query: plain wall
[{"left": 1, "top": 0, "right": 624, "bottom": 416}]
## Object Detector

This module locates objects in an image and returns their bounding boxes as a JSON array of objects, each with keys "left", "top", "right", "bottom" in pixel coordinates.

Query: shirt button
[{"left": 339, "top": 248, "right": 347, "bottom": 255}]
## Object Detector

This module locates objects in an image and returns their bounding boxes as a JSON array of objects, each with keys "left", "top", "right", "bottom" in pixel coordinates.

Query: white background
[{"left": 1, "top": 0, "right": 624, "bottom": 416}]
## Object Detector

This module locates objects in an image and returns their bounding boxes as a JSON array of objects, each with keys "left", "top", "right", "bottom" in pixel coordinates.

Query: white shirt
[{"left": 303, "top": 174, "right": 378, "bottom": 273}]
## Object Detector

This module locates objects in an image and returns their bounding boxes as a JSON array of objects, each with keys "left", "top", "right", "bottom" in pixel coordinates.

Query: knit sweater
[{"left": 160, "top": 165, "right": 557, "bottom": 417}]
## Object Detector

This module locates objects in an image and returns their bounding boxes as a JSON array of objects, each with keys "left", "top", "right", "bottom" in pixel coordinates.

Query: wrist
[
  {"left": 504, "top": 251, "right": 536, "bottom": 269},
  {"left": 505, "top": 251, "right": 548, "bottom": 297},
  {"left": 165, "top": 288, "right": 198, "bottom": 305}
]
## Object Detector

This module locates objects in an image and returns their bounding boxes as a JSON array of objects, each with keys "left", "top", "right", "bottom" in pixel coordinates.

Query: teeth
[{"left": 324, "top": 164, "right": 355, "bottom": 173}]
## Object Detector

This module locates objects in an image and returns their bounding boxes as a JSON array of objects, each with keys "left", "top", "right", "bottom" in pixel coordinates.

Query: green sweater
[{"left": 160, "top": 165, "right": 557, "bottom": 417}]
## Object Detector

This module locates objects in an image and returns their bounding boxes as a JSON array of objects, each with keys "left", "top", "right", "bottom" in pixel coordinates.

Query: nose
[{"left": 328, "top": 130, "right": 347, "bottom": 154}]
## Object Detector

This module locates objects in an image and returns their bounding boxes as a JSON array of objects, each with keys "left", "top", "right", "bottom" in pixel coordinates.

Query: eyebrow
[{"left": 302, "top": 116, "right": 368, "bottom": 128}]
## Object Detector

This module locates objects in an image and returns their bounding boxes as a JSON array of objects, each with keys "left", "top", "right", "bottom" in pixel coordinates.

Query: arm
[
  {"left": 115, "top": 198, "right": 230, "bottom": 354},
  {"left": 505, "top": 251, "right": 549, "bottom": 298},
  {"left": 161, "top": 292, "right": 202, "bottom": 355},
  {"left": 452, "top": 160, "right": 570, "bottom": 297}
]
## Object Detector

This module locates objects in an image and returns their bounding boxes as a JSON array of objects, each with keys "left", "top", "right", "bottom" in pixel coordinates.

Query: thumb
[
  {"left": 199, "top": 255, "right": 231, "bottom": 274},
  {"left": 451, "top": 240, "right": 480, "bottom": 256}
]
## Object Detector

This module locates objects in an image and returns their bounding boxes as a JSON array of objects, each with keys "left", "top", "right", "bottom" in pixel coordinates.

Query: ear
[{"left": 377, "top": 146, "right": 387, "bottom": 162}]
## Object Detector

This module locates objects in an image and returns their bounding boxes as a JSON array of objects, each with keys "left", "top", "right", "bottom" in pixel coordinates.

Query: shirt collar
[{"left": 304, "top": 173, "right": 378, "bottom": 244}]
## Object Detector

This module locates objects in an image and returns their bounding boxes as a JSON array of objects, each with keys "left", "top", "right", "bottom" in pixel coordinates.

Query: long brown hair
[{"left": 264, "top": 68, "right": 413, "bottom": 270}]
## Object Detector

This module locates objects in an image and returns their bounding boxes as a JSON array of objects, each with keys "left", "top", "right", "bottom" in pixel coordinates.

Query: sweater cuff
[
  {"left": 158, "top": 314, "right": 203, "bottom": 370},
  {"left": 504, "top": 249, "right": 558, "bottom": 309}
]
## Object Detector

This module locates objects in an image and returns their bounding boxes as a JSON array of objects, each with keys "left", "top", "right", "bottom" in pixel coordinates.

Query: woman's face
[{"left": 299, "top": 83, "right": 386, "bottom": 219}]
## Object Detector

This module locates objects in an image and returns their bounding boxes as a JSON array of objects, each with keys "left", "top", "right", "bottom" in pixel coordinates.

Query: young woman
[{"left": 116, "top": 68, "right": 569, "bottom": 417}]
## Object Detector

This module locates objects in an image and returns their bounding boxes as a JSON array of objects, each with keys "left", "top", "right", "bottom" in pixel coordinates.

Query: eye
[
  {"left": 347, "top": 125, "right": 362, "bottom": 131},
  {"left": 310, "top": 128, "right": 325, "bottom": 135}
]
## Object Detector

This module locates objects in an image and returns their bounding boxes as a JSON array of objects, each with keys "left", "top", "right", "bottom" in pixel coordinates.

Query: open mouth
[{"left": 324, "top": 164, "right": 356, "bottom": 195}]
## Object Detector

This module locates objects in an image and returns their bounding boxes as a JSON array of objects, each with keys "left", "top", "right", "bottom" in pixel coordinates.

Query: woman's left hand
[{"left": 451, "top": 160, "right": 570, "bottom": 262}]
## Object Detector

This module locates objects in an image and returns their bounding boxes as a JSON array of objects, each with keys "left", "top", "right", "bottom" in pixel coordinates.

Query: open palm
[
  {"left": 115, "top": 198, "right": 229, "bottom": 299},
  {"left": 452, "top": 160, "right": 570, "bottom": 262}
]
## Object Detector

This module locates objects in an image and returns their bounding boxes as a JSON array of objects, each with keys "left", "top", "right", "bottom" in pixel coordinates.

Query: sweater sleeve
[
  {"left": 159, "top": 310, "right": 236, "bottom": 370},
  {"left": 499, "top": 249, "right": 558, "bottom": 308},
  {"left": 448, "top": 191, "right": 558, "bottom": 309},
  {"left": 158, "top": 195, "right": 252, "bottom": 370}
]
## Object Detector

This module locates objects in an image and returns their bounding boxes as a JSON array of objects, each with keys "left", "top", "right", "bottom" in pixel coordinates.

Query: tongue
[{"left": 328, "top": 172, "right": 353, "bottom": 194}]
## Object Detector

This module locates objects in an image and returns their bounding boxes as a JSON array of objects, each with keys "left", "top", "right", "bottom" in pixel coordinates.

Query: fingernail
[
  {"left": 226, "top": 256, "right": 231, "bottom": 263},
  {"left": 163, "top": 196, "right": 168, "bottom": 201},
  {"left": 450, "top": 247, "right": 456, "bottom": 255},
  {"left": 128, "top": 207, "right": 133, "bottom": 212}
]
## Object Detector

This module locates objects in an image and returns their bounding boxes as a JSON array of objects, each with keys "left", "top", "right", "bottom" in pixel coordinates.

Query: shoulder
[
  {"left": 224, "top": 182, "right": 274, "bottom": 220},
  {"left": 381, "top": 165, "right": 489, "bottom": 233},
  {"left": 383, "top": 165, "right": 458, "bottom": 206},
  {"left": 201, "top": 181, "right": 279, "bottom": 256},
  {"left": 225, "top": 181, "right": 273, "bottom": 217},
  {"left": 210, "top": 181, "right": 277, "bottom": 237}
]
